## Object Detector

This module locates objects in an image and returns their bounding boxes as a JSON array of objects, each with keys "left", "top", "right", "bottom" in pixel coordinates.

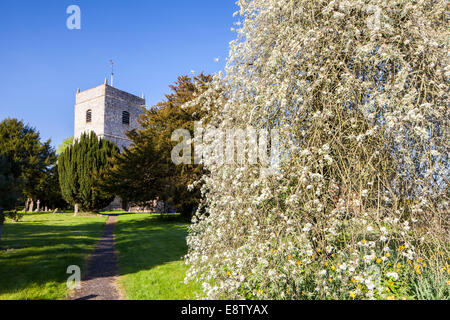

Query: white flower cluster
[{"left": 184, "top": 0, "right": 449, "bottom": 300}]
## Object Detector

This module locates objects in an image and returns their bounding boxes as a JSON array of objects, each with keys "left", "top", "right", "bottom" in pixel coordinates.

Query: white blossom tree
[{"left": 185, "top": 0, "right": 449, "bottom": 299}]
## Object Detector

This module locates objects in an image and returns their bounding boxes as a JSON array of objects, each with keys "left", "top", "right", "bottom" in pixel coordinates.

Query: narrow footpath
[{"left": 69, "top": 215, "right": 122, "bottom": 300}]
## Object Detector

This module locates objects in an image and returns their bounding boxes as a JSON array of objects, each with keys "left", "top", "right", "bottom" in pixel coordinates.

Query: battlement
[
  {"left": 76, "top": 84, "right": 145, "bottom": 106},
  {"left": 105, "top": 85, "right": 145, "bottom": 106}
]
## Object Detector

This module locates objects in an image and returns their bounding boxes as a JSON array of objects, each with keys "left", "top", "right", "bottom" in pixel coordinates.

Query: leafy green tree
[
  {"left": 58, "top": 132, "right": 119, "bottom": 213},
  {"left": 0, "top": 118, "right": 56, "bottom": 208},
  {"left": 100, "top": 133, "right": 161, "bottom": 208},
  {"left": 35, "top": 165, "right": 67, "bottom": 210},
  {"left": 57, "top": 136, "right": 73, "bottom": 155},
  {"left": 0, "top": 154, "right": 20, "bottom": 240},
  {"left": 102, "top": 74, "right": 211, "bottom": 217}
]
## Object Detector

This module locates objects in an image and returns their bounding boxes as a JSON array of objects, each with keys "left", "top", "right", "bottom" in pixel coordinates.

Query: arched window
[
  {"left": 86, "top": 109, "right": 92, "bottom": 123},
  {"left": 122, "top": 111, "right": 130, "bottom": 125}
]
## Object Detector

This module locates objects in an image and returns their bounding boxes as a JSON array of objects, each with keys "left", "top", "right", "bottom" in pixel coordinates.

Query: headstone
[
  {"left": 74, "top": 204, "right": 79, "bottom": 216},
  {"left": 52, "top": 208, "right": 58, "bottom": 214},
  {"left": 36, "top": 200, "right": 41, "bottom": 212}
]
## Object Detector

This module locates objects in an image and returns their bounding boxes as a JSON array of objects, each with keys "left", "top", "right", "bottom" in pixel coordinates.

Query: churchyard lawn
[{"left": 0, "top": 212, "right": 199, "bottom": 300}]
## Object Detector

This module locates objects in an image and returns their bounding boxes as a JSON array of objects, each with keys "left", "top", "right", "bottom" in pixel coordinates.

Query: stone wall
[
  {"left": 74, "top": 83, "right": 145, "bottom": 150},
  {"left": 74, "top": 85, "right": 106, "bottom": 142},
  {"left": 103, "top": 85, "right": 145, "bottom": 150},
  {"left": 127, "top": 200, "right": 168, "bottom": 213}
]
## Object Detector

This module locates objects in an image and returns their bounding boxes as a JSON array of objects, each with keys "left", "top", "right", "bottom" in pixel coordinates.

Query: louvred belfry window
[
  {"left": 86, "top": 109, "right": 92, "bottom": 123},
  {"left": 122, "top": 111, "right": 130, "bottom": 125}
]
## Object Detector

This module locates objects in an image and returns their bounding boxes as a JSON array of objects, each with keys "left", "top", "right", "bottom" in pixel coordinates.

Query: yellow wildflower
[
  {"left": 414, "top": 265, "right": 422, "bottom": 275},
  {"left": 349, "top": 292, "right": 356, "bottom": 299}
]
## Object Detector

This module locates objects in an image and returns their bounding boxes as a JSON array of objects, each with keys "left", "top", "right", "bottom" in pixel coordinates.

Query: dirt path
[{"left": 69, "top": 215, "right": 122, "bottom": 300}]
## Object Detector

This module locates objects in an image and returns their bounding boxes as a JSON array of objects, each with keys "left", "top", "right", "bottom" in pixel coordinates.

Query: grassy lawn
[
  {"left": 0, "top": 212, "right": 106, "bottom": 300},
  {"left": 115, "top": 214, "right": 201, "bottom": 300},
  {"left": 100, "top": 210, "right": 131, "bottom": 215}
]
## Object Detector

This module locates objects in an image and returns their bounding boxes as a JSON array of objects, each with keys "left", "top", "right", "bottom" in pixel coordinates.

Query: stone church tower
[{"left": 74, "top": 80, "right": 145, "bottom": 150}]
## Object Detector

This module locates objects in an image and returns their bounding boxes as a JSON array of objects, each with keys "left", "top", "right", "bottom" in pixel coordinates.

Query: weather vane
[{"left": 110, "top": 60, "right": 115, "bottom": 87}]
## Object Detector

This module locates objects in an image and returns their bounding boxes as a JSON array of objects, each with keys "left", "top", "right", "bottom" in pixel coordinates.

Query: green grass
[
  {"left": 100, "top": 210, "right": 131, "bottom": 215},
  {"left": 0, "top": 212, "right": 106, "bottom": 300},
  {"left": 115, "top": 214, "right": 201, "bottom": 300}
]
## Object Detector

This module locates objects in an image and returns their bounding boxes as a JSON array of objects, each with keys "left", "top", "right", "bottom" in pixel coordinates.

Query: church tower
[{"left": 74, "top": 80, "right": 145, "bottom": 150}]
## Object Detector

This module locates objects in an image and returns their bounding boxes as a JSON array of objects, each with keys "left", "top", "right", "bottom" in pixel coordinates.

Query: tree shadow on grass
[
  {"left": 0, "top": 220, "right": 105, "bottom": 299},
  {"left": 114, "top": 215, "right": 191, "bottom": 276}
]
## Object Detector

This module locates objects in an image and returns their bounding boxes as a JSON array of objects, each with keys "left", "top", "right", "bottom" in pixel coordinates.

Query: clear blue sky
[{"left": 0, "top": 0, "right": 238, "bottom": 148}]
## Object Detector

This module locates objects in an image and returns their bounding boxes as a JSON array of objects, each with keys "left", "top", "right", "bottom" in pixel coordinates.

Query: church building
[{"left": 73, "top": 79, "right": 146, "bottom": 211}]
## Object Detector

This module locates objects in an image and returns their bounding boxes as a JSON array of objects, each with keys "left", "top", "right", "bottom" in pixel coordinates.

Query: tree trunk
[
  {"left": 0, "top": 224, "right": 3, "bottom": 242},
  {"left": 74, "top": 204, "right": 79, "bottom": 216},
  {"left": 24, "top": 198, "right": 29, "bottom": 214}
]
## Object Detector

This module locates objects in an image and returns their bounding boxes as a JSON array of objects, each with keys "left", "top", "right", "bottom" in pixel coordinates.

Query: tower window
[
  {"left": 122, "top": 111, "right": 130, "bottom": 125},
  {"left": 86, "top": 109, "right": 92, "bottom": 123}
]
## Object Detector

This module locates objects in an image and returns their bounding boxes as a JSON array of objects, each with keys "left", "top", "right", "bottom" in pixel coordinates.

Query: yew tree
[{"left": 58, "top": 132, "right": 119, "bottom": 212}]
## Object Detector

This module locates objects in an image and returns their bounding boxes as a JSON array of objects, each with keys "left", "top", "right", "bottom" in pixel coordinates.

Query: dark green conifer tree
[
  {"left": 58, "top": 132, "right": 119, "bottom": 212},
  {"left": 0, "top": 154, "right": 20, "bottom": 240},
  {"left": 0, "top": 118, "right": 57, "bottom": 208}
]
